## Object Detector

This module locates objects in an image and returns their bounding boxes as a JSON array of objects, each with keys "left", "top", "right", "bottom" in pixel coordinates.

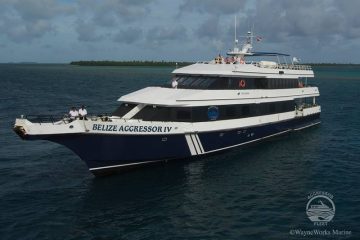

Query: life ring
[{"left": 239, "top": 79, "right": 246, "bottom": 88}]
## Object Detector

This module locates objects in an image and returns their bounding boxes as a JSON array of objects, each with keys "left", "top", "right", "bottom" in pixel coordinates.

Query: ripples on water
[{"left": 0, "top": 64, "right": 359, "bottom": 239}]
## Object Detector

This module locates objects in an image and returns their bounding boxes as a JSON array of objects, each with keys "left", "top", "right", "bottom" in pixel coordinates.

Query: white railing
[
  {"left": 252, "top": 62, "right": 312, "bottom": 71},
  {"left": 196, "top": 61, "right": 312, "bottom": 70}
]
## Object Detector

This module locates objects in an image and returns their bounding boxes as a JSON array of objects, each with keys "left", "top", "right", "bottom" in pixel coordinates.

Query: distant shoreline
[
  {"left": 1, "top": 61, "right": 360, "bottom": 67},
  {"left": 69, "top": 61, "right": 360, "bottom": 67},
  {"left": 69, "top": 61, "right": 193, "bottom": 67}
]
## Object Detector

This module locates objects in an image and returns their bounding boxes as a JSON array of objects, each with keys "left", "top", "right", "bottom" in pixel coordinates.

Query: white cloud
[
  {"left": 0, "top": 0, "right": 74, "bottom": 42},
  {"left": 1, "top": 0, "right": 360, "bottom": 62}
]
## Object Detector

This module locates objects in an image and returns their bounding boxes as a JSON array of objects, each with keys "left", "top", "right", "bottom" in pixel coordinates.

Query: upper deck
[
  {"left": 173, "top": 61, "right": 314, "bottom": 79},
  {"left": 174, "top": 29, "right": 314, "bottom": 79},
  {"left": 118, "top": 86, "right": 319, "bottom": 107}
]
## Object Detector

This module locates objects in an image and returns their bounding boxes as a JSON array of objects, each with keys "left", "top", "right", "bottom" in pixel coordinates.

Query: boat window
[
  {"left": 295, "top": 97, "right": 317, "bottom": 109},
  {"left": 255, "top": 78, "right": 267, "bottom": 88},
  {"left": 194, "top": 78, "right": 209, "bottom": 87},
  {"left": 241, "top": 105, "right": 250, "bottom": 117},
  {"left": 176, "top": 109, "right": 191, "bottom": 121},
  {"left": 167, "top": 75, "right": 301, "bottom": 90},
  {"left": 191, "top": 107, "right": 207, "bottom": 122},
  {"left": 198, "top": 77, "right": 216, "bottom": 88},
  {"left": 131, "top": 100, "right": 295, "bottom": 122},
  {"left": 112, "top": 103, "right": 137, "bottom": 117},
  {"left": 225, "top": 105, "right": 237, "bottom": 117},
  {"left": 269, "top": 103, "right": 276, "bottom": 114},
  {"left": 189, "top": 77, "right": 206, "bottom": 87},
  {"left": 133, "top": 106, "right": 171, "bottom": 121}
]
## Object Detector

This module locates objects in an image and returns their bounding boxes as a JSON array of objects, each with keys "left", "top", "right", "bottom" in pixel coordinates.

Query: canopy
[{"left": 248, "top": 52, "right": 290, "bottom": 57}]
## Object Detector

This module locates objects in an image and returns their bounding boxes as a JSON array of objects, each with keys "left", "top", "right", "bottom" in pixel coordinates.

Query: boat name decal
[{"left": 92, "top": 124, "right": 172, "bottom": 133}]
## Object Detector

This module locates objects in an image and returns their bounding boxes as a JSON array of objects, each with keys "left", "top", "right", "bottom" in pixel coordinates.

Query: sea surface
[{"left": 0, "top": 64, "right": 359, "bottom": 240}]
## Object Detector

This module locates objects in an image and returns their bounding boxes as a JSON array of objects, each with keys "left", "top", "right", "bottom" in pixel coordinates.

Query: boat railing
[
  {"left": 24, "top": 115, "right": 66, "bottom": 124},
  {"left": 22, "top": 113, "right": 114, "bottom": 125},
  {"left": 306, "top": 83, "right": 318, "bottom": 87},
  {"left": 196, "top": 61, "right": 312, "bottom": 70},
  {"left": 251, "top": 62, "right": 312, "bottom": 71}
]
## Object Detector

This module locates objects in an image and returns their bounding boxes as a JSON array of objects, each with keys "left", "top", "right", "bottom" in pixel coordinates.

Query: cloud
[
  {"left": 75, "top": 19, "right": 103, "bottom": 42},
  {"left": 13, "top": 0, "right": 73, "bottom": 21},
  {"left": 73, "top": 0, "right": 156, "bottom": 42},
  {"left": 1, "top": 0, "right": 360, "bottom": 63},
  {"left": 114, "top": 27, "right": 143, "bottom": 44},
  {"left": 0, "top": 0, "right": 74, "bottom": 42},
  {"left": 196, "top": 16, "right": 222, "bottom": 39},
  {"left": 146, "top": 25, "right": 188, "bottom": 45},
  {"left": 185, "top": 0, "right": 360, "bottom": 58},
  {"left": 77, "top": 0, "right": 155, "bottom": 26},
  {"left": 179, "top": 0, "right": 246, "bottom": 15},
  {"left": 246, "top": 0, "right": 360, "bottom": 43},
  {"left": 180, "top": 0, "right": 360, "bottom": 43}
]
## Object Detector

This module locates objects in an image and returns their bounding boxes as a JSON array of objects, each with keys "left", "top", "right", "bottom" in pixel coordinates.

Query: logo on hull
[{"left": 208, "top": 106, "right": 219, "bottom": 120}]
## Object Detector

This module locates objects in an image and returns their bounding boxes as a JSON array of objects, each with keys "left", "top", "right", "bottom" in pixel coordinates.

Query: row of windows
[
  {"left": 112, "top": 103, "right": 136, "bottom": 117},
  {"left": 166, "top": 76, "right": 300, "bottom": 90},
  {"left": 295, "top": 97, "right": 317, "bottom": 109},
  {"left": 112, "top": 101, "right": 295, "bottom": 122}
]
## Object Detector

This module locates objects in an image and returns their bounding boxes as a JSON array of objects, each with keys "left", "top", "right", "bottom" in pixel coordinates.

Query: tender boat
[{"left": 14, "top": 30, "right": 320, "bottom": 176}]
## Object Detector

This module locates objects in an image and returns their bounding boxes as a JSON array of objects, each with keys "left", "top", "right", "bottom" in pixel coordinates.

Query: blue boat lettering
[
  {"left": 92, "top": 124, "right": 117, "bottom": 131},
  {"left": 93, "top": 124, "right": 172, "bottom": 133},
  {"left": 164, "top": 126, "right": 172, "bottom": 132}
]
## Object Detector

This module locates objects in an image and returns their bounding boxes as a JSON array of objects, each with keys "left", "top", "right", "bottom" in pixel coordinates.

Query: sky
[{"left": 0, "top": 0, "right": 360, "bottom": 63}]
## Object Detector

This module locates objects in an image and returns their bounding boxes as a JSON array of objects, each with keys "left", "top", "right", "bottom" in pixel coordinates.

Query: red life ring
[{"left": 239, "top": 80, "right": 246, "bottom": 88}]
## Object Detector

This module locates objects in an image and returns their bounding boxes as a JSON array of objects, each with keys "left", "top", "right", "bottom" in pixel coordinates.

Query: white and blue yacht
[{"left": 14, "top": 31, "right": 320, "bottom": 175}]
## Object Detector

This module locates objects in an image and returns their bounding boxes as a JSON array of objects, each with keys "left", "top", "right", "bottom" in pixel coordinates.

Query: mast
[
  {"left": 227, "top": 17, "right": 253, "bottom": 58},
  {"left": 234, "top": 16, "right": 237, "bottom": 44},
  {"left": 234, "top": 16, "right": 238, "bottom": 51}
]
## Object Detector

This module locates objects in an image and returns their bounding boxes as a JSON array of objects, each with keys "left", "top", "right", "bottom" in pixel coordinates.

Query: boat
[
  {"left": 13, "top": 29, "right": 320, "bottom": 176},
  {"left": 310, "top": 201, "right": 330, "bottom": 210}
]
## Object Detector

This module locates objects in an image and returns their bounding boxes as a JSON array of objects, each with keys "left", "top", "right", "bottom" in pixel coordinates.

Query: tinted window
[
  {"left": 166, "top": 75, "right": 300, "bottom": 90},
  {"left": 241, "top": 105, "right": 250, "bottom": 117},
  {"left": 225, "top": 105, "right": 237, "bottom": 117},
  {"left": 133, "top": 106, "right": 170, "bottom": 121},
  {"left": 113, "top": 103, "right": 136, "bottom": 117},
  {"left": 176, "top": 108, "right": 191, "bottom": 121},
  {"left": 131, "top": 101, "right": 295, "bottom": 122}
]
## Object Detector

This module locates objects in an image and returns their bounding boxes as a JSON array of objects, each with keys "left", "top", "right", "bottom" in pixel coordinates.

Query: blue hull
[{"left": 26, "top": 114, "right": 320, "bottom": 175}]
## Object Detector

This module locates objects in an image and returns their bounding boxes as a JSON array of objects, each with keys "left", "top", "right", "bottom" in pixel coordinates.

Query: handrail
[
  {"left": 23, "top": 113, "right": 114, "bottom": 125},
  {"left": 25, "top": 115, "right": 66, "bottom": 124},
  {"left": 196, "top": 61, "right": 312, "bottom": 70},
  {"left": 252, "top": 62, "right": 312, "bottom": 70}
]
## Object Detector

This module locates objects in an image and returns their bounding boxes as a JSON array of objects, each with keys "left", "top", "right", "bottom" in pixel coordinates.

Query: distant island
[
  {"left": 308, "top": 63, "right": 360, "bottom": 67},
  {"left": 70, "top": 60, "right": 193, "bottom": 67},
  {"left": 69, "top": 61, "right": 360, "bottom": 67}
]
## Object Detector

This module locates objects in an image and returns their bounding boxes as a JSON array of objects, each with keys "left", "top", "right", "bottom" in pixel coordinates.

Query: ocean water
[{"left": 0, "top": 64, "right": 359, "bottom": 239}]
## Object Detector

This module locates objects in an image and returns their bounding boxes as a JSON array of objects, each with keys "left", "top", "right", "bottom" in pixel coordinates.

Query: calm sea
[{"left": 0, "top": 64, "right": 359, "bottom": 239}]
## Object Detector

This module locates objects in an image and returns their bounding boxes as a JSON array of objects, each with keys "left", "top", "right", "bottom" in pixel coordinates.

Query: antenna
[
  {"left": 251, "top": 23, "right": 254, "bottom": 46},
  {"left": 234, "top": 16, "right": 237, "bottom": 44}
]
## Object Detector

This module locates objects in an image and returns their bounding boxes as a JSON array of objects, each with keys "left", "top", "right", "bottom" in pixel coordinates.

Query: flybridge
[{"left": 225, "top": 18, "right": 305, "bottom": 69}]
